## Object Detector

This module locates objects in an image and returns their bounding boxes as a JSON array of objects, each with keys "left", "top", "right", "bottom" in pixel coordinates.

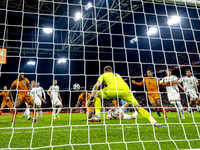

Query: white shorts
[
  {"left": 35, "top": 97, "right": 41, "bottom": 106},
  {"left": 187, "top": 91, "right": 198, "bottom": 101},
  {"left": 167, "top": 90, "right": 180, "bottom": 101},
  {"left": 51, "top": 97, "right": 62, "bottom": 106}
]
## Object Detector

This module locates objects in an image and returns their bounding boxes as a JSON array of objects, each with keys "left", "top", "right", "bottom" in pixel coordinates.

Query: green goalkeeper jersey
[{"left": 97, "top": 72, "right": 129, "bottom": 91}]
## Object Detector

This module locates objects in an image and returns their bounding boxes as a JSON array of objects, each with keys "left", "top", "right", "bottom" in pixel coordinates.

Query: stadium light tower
[
  {"left": 147, "top": 28, "right": 157, "bottom": 35},
  {"left": 167, "top": 16, "right": 180, "bottom": 25},
  {"left": 43, "top": 28, "right": 53, "bottom": 34},
  {"left": 84, "top": 2, "right": 92, "bottom": 10},
  {"left": 74, "top": 12, "right": 82, "bottom": 21},
  {"left": 58, "top": 58, "right": 67, "bottom": 64},
  {"left": 27, "top": 61, "right": 35, "bottom": 65}
]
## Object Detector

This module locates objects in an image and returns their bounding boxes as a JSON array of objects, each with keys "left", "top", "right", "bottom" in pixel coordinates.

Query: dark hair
[
  {"left": 167, "top": 68, "right": 172, "bottom": 72},
  {"left": 185, "top": 69, "right": 192, "bottom": 73},
  {"left": 147, "top": 70, "right": 153, "bottom": 73},
  {"left": 110, "top": 103, "right": 115, "bottom": 107},
  {"left": 104, "top": 66, "right": 112, "bottom": 72},
  {"left": 54, "top": 79, "right": 57, "bottom": 81},
  {"left": 19, "top": 71, "right": 23, "bottom": 73}
]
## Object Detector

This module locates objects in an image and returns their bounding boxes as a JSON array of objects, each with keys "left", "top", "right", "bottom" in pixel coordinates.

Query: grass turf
[{"left": 0, "top": 112, "right": 200, "bottom": 150}]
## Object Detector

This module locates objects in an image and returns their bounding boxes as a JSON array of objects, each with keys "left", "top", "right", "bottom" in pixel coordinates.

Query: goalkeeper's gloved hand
[{"left": 87, "top": 96, "right": 94, "bottom": 107}]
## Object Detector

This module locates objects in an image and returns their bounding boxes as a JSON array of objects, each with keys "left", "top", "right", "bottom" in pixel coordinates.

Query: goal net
[{"left": 0, "top": 0, "right": 200, "bottom": 149}]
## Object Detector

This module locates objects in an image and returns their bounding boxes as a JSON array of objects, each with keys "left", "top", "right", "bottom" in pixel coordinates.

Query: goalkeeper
[{"left": 87, "top": 66, "right": 161, "bottom": 127}]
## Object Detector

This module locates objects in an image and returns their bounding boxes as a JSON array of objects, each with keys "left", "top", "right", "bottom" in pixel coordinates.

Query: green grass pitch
[{"left": 0, "top": 112, "right": 200, "bottom": 150}]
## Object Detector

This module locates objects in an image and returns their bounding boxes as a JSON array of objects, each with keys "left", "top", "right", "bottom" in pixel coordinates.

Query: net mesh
[{"left": 0, "top": 0, "right": 200, "bottom": 149}]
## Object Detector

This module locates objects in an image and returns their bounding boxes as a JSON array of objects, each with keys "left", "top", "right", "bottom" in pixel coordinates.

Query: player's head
[
  {"left": 166, "top": 68, "right": 172, "bottom": 76},
  {"left": 147, "top": 70, "right": 153, "bottom": 77},
  {"left": 82, "top": 91, "right": 87, "bottom": 97},
  {"left": 31, "top": 80, "right": 35, "bottom": 87},
  {"left": 18, "top": 71, "right": 24, "bottom": 80},
  {"left": 54, "top": 79, "right": 57, "bottom": 85},
  {"left": 185, "top": 69, "right": 192, "bottom": 77},
  {"left": 3, "top": 86, "right": 7, "bottom": 90},
  {"left": 104, "top": 66, "right": 112, "bottom": 73},
  {"left": 36, "top": 82, "right": 40, "bottom": 87}
]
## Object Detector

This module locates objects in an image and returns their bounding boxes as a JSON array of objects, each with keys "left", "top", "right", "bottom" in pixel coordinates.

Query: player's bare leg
[
  {"left": 196, "top": 97, "right": 200, "bottom": 113},
  {"left": 11, "top": 99, "right": 22, "bottom": 123},
  {"left": 152, "top": 102, "right": 161, "bottom": 117},
  {"left": 188, "top": 100, "right": 195, "bottom": 116},
  {"left": 156, "top": 98, "right": 168, "bottom": 119},
  {"left": 56, "top": 104, "right": 63, "bottom": 119}
]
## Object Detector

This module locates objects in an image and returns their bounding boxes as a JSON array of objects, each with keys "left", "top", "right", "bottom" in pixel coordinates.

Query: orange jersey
[
  {"left": 0, "top": 91, "right": 11, "bottom": 103},
  {"left": 143, "top": 78, "right": 159, "bottom": 93},
  {"left": 11, "top": 78, "right": 30, "bottom": 95},
  {"left": 78, "top": 93, "right": 91, "bottom": 106}
]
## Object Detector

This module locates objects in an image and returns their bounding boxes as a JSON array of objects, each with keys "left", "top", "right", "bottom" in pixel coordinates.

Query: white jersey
[
  {"left": 161, "top": 75, "right": 179, "bottom": 93},
  {"left": 107, "top": 107, "right": 124, "bottom": 118},
  {"left": 48, "top": 85, "right": 59, "bottom": 98},
  {"left": 30, "top": 87, "right": 37, "bottom": 99},
  {"left": 179, "top": 76, "right": 198, "bottom": 92},
  {"left": 35, "top": 86, "right": 46, "bottom": 98}
]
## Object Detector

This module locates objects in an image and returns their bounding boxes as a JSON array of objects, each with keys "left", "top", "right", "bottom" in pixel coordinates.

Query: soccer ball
[{"left": 73, "top": 83, "right": 80, "bottom": 90}]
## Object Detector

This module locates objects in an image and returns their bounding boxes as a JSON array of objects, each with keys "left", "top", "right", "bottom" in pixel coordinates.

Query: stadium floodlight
[
  {"left": 130, "top": 37, "right": 137, "bottom": 43},
  {"left": 84, "top": 2, "right": 92, "bottom": 10},
  {"left": 27, "top": 61, "right": 35, "bottom": 65},
  {"left": 147, "top": 28, "right": 157, "bottom": 35},
  {"left": 58, "top": 58, "right": 67, "bottom": 64},
  {"left": 167, "top": 16, "right": 180, "bottom": 25},
  {"left": 43, "top": 28, "right": 52, "bottom": 34},
  {"left": 74, "top": 12, "right": 82, "bottom": 21}
]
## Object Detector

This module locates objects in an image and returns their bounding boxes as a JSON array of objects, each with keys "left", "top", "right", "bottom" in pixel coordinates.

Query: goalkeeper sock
[
  {"left": 138, "top": 108, "right": 156, "bottom": 124},
  {"left": 57, "top": 108, "right": 62, "bottom": 115},
  {"left": 94, "top": 97, "right": 101, "bottom": 116}
]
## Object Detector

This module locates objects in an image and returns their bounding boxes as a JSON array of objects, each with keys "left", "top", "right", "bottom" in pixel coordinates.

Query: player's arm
[
  {"left": 47, "top": 87, "right": 53, "bottom": 100},
  {"left": 58, "top": 92, "right": 62, "bottom": 102},
  {"left": 8, "top": 82, "right": 16, "bottom": 102},
  {"left": 132, "top": 79, "right": 144, "bottom": 86},
  {"left": 75, "top": 100, "right": 81, "bottom": 108},
  {"left": 106, "top": 110, "right": 113, "bottom": 120},
  {"left": 42, "top": 88, "right": 46, "bottom": 100},
  {"left": 114, "top": 112, "right": 124, "bottom": 119},
  {"left": 91, "top": 81, "right": 101, "bottom": 98},
  {"left": 177, "top": 79, "right": 184, "bottom": 91}
]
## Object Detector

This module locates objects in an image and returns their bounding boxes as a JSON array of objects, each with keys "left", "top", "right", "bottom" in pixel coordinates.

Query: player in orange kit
[
  {"left": 132, "top": 70, "right": 168, "bottom": 119},
  {"left": 112, "top": 99, "right": 118, "bottom": 107},
  {"left": 0, "top": 86, "right": 18, "bottom": 119},
  {"left": 8, "top": 71, "right": 36, "bottom": 123},
  {"left": 75, "top": 91, "right": 94, "bottom": 119}
]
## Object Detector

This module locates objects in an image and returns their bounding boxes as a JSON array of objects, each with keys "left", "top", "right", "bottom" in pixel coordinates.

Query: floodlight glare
[
  {"left": 84, "top": 2, "right": 92, "bottom": 10},
  {"left": 58, "top": 58, "right": 67, "bottom": 64},
  {"left": 27, "top": 61, "right": 35, "bottom": 65},
  {"left": 74, "top": 12, "right": 82, "bottom": 21},
  {"left": 43, "top": 28, "right": 52, "bottom": 34},
  {"left": 130, "top": 37, "right": 137, "bottom": 43},
  {"left": 167, "top": 16, "right": 180, "bottom": 25},
  {"left": 147, "top": 28, "right": 157, "bottom": 35}
]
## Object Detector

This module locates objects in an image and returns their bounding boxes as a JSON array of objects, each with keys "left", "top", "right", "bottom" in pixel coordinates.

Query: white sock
[
  {"left": 132, "top": 111, "right": 138, "bottom": 118},
  {"left": 57, "top": 108, "right": 62, "bottom": 115},
  {"left": 122, "top": 114, "right": 131, "bottom": 119},
  {"left": 23, "top": 109, "right": 27, "bottom": 116},
  {"left": 177, "top": 101, "right": 184, "bottom": 116},
  {"left": 27, "top": 108, "right": 30, "bottom": 118},
  {"left": 40, "top": 111, "right": 42, "bottom": 117},
  {"left": 53, "top": 108, "right": 56, "bottom": 117},
  {"left": 188, "top": 106, "right": 191, "bottom": 111}
]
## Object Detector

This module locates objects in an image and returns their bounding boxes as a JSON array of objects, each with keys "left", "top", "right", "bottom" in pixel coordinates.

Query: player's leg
[
  {"left": 176, "top": 100, "right": 185, "bottom": 119},
  {"left": 29, "top": 100, "right": 37, "bottom": 122},
  {"left": 120, "top": 91, "right": 161, "bottom": 127},
  {"left": 148, "top": 94, "right": 159, "bottom": 115},
  {"left": 156, "top": 98, "right": 168, "bottom": 119},
  {"left": 196, "top": 97, "right": 200, "bottom": 113},
  {"left": 56, "top": 103, "right": 63, "bottom": 119},
  {"left": 52, "top": 104, "right": 57, "bottom": 119},
  {"left": 11, "top": 99, "right": 23, "bottom": 123},
  {"left": 0, "top": 104, "right": 5, "bottom": 118},
  {"left": 88, "top": 108, "right": 94, "bottom": 119}
]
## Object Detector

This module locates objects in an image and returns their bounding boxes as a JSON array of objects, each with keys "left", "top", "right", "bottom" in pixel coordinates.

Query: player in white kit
[
  {"left": 160, "top": 69, "right": 185, "bottom": 119},
  {"left": 35, "top": 82, "right": 46, "bottom": 118},
  {"left": 47, "top": 79, "right": 63, "bottom": 119},
  {"left": 30, "top": 80, "right": 45, "bottom": 119},
  {"left": 106, "top": 103, "right": 138, "bottom": 120},
  {"left": 178, "top": 69, "right": 200, "bottom": 115}
]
